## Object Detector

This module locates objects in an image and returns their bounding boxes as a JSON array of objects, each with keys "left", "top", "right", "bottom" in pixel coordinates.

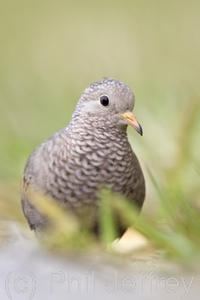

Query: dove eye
[{"left": 99, "top": 95, "right": 109, "bottom": 107}]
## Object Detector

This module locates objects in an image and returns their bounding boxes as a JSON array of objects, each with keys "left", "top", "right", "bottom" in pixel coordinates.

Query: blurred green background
[{"left": 0, "top": 0, "right": 200, "bottom": 249}]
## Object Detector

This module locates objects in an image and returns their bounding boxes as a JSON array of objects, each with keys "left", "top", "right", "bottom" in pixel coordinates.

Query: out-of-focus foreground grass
[{"left": 0, "top": 0, "right": 200, "bottom": 262}]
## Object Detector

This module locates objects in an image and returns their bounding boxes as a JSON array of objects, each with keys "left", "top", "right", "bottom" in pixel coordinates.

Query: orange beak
[{"left": 119, "top": 111, "right": 143, "bottom": 136}]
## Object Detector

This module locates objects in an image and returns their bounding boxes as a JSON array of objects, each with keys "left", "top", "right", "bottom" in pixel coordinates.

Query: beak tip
[{"left": 138, "top": 124, "right": 143, "bottom": 136}]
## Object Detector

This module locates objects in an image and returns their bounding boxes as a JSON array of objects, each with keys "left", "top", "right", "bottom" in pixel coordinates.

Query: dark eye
[{"left": 100, "top": 94, "right": 109, "bottom": 107}]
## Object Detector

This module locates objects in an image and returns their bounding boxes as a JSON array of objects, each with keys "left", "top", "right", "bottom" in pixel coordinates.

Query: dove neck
[{"left": 68, "top": 116, "right": 128, "bottom": 140}]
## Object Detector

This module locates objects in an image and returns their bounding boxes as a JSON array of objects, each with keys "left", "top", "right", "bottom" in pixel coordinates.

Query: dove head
[{"left": 72, "top": 78, "right": 142, "bottom": 135}]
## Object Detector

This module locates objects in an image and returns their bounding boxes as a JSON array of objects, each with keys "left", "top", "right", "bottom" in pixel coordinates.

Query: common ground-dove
[{"left": 21, "top": 78, "right": 145, "bottom": 237}]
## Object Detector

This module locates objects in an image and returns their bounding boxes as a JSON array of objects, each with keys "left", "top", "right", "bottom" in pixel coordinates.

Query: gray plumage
[{"left": 21, "top": 78, "right": 145, "bottom": 237}]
